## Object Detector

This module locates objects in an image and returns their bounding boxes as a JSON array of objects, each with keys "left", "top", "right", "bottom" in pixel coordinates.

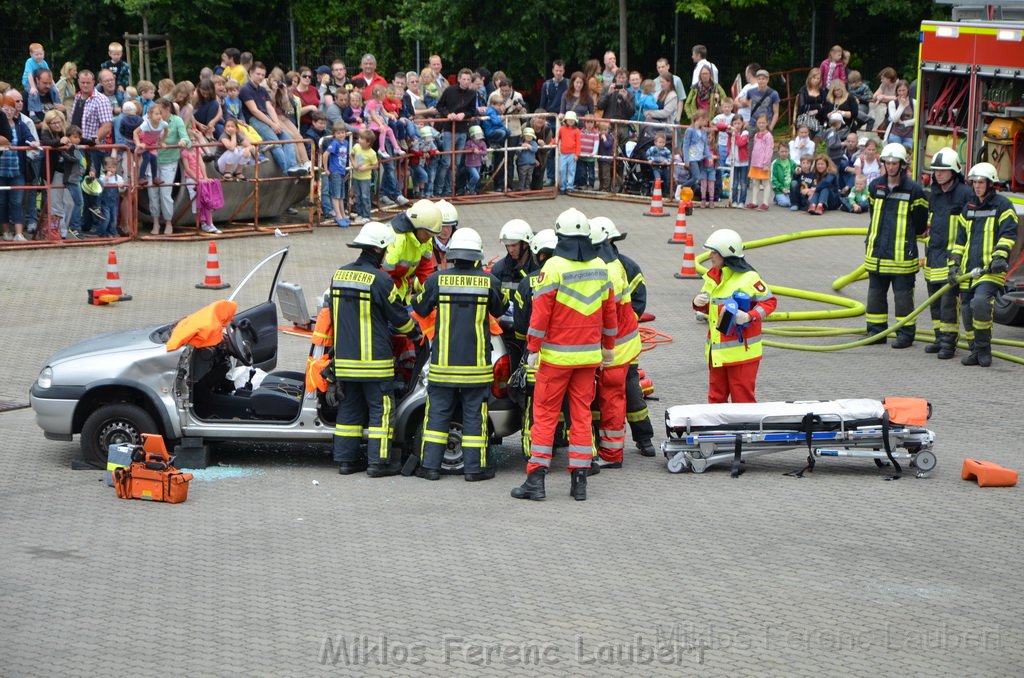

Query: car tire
[
  {"left": 81, "top": 403, "right": 160, "bottom": 468},
  {"left": 993, "top": 287, "right": 1024, "bottom": 327}
]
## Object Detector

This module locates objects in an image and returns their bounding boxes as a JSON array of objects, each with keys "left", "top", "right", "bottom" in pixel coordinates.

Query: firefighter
[
  {"left": 923, "top": 147, "right": 973, "bottom": 359},
  {"left": 950, "top": 161, "right": 1019, "bottom": 367},
  {"left": 330, "top": 221, "right": 423, "bottom": 476},
  {"left": 864, "top": 143, "right": 929, "bottom": 347},
  {"left": 512, "top": 208, "right": 617, "bottom": 502},
  {"left": 511, "top": 228, "right": 558, "bottom": 459},
  {"left": 432, "top": 199, "right": 459, "bottom": 269},
  {"left": 692, "top": 229, "right": 777, "bottom": 404},
  {"left": 384, "top": 199, "right": 442, "bottom": 302},
  {"left": 491, "top": 219, "right": 537, "bottom": 296},
  {"left": 588, "top": 217, "right": 642, "bottom": 470},
  {"left": 604, "top": 221, "right": 656, "bottom": 457},
  {"left": 411, "top": 227, "right": 506, "bottom": 480}
]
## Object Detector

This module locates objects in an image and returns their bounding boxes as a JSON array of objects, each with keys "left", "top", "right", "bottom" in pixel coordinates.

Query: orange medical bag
[{"left": 112, "top": 434, "right": 194, "bottom": 504}]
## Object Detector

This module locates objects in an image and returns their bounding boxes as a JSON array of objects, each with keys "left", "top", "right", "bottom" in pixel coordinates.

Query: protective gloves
[
  {"left": 601, "top": 348, "right": 615, "bottom": 366},
  {"left": 990, "top": 256, "right": 1009, "bottom": 275},
  {"left": 526, "top": 352, "right": 538, "bottom": 369},
  {"left": 734, "top": 310, "right": 752, "bottom": 326},
  {"left": 694, "top": 292, "right": 710, "bottom": 307}
]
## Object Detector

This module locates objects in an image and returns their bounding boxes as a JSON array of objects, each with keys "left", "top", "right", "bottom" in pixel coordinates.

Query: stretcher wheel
[
  {"left": 666, "top": 452, "right": 688, "bottom": 474},
  {"left": 913, "top": 450, "right": 936, "bottom": 475}
]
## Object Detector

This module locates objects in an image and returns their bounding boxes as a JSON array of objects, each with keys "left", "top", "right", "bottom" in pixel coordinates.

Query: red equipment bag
[{"left": 112, "top": 434, "right": 194, "bottom": 504}]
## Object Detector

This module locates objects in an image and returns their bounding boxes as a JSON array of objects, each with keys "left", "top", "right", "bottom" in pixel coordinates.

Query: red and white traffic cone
[
  {"left": 644, "top": 178, "right": 669, "bottom": 217},
  {"left": 104, "top": 249, "right": 132, "bottom": 300},
  {"left": 668, "top": 200, "right": 689, "bottom": 244},
  {"left": 196, "top": 241, "right": 231, "bottom": 290},
  {"left": 674, "top": 233, "right": 701, "bottom": 279}
]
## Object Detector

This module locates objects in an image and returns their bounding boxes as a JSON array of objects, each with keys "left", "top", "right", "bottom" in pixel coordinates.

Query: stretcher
[{"left": 661, "top": 398, "right": 936, "bottom": 480}]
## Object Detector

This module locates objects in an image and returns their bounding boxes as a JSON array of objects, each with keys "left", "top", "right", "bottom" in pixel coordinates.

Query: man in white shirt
[{"left": 690, "top": 45, "right": 719, "bottom": 86}]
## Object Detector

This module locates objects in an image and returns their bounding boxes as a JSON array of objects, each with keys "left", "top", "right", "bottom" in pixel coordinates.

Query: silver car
[{"left": 30, "top": 248, "right": 521, "bottom": 470}]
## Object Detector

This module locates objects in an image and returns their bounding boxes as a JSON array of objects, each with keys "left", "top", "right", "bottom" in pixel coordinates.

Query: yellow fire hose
[{"left": 693, "top": 227, "right": 1024, "bottom": 364}]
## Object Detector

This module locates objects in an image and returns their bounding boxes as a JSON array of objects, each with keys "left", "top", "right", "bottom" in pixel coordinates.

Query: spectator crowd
[{"left": 0, "top": 39, "right": 919, "bottom": 241}]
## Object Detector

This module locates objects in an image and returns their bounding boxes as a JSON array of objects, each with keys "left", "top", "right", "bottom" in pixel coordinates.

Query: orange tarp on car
[{"left": 166, "top": 300, "right": 239, "bottom": 351}]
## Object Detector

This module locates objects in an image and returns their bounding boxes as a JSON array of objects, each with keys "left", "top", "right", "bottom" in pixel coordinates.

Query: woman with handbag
[
  {"left": 796, "top": 68, "right": 827, "bottom": 138},
  {"left": 885, "top": 80, "right": 916, "bottom": 150}
]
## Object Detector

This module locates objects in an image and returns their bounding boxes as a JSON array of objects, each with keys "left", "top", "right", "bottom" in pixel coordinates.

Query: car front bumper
[{"left": 29, "top": 383, "right": 85, "bottom": 440}]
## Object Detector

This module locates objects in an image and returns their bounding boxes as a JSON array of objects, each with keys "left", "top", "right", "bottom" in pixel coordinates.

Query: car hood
[{"left": 47, "top": 325, "right": 170, "bottom": 365}]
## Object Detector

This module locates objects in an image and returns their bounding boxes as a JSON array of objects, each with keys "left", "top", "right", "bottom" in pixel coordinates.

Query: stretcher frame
[{"left": 661, "top": 403, "right": 937, "bottom": 480}]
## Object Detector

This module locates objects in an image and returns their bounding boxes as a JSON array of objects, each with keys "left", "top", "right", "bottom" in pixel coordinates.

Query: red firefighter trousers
[{"left": 528, "top": 362, "right": 597, "bottom": 474}]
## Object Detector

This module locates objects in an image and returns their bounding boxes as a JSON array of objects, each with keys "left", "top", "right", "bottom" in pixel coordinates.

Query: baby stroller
[{"left": 620, "top": 126, "right": 660, "bottom": 196}]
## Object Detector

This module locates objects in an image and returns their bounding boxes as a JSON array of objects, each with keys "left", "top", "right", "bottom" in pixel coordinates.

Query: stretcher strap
[
  {"left": 730, "top": 435, "right": 744, "bottom": 478},
  {"left": 784, "top": 413, "right": 822, "bottom": 478},
  {"left": 881, "top": 412, "right": 902, "bottom": 481}
]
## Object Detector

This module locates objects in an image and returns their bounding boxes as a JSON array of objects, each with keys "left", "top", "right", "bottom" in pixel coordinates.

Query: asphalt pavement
[{"left": 1, "top": 195, "right": 1022, "bottom": 676}]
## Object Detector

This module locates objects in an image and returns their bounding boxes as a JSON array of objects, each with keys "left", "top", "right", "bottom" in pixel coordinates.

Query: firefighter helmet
[
  {"left": 589, "top": 216, "right": 624, "bottom": 242},
  {"left": 589, "top": 216, "right": 613, "bottom": 245},
  {"left": 406, "top": 199, "right": 442, "bottom": 234},
  {"left": 530, "top": 228, "right": 558, "bottom": 256},
  {"left": 499, "top": 219, "right": 533, "bottom": 245},
  {"left": 928, "top": 147, "right": 962, "bottom": 174},
  {"left": 967, "top": 162, "right": 999, "bottom": 184},
  {"left": 446, "top": 227, "right": 484, "bottom": 261},
  {"left": 880, "top": 143, "right": 908, "bottom": 164},
  {"left": 703, "top": 228, "right": 744, "bottom": 258},
  {"left": 436, "top": 199, "right": 459, "bottom": 228},
  {"left": 348, "top": 221, "right": 395, "bottom": 249},
  {"left": 554, "top": 207, "right": 590, "bottom": 238}
]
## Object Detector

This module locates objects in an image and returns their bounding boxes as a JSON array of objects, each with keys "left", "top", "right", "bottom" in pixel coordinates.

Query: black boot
[
  {"left": 637, "top": 440, "right": 657, "bottom": 457},
  {"left": 366, "top": 461, "right": 402, "bottom": 478},
  {"left": 976, "top": 329, "right": 993, "bottom": 368},
  {"left": 891, "top": 334, "right": 914, "bottom": 349},
  {"left": 924, "top": 337, "right": 941, "bottom": 353},
  {"left": 511, "top": 469, "right": 546, "bottom": 500},
  {"left": 338, "top": 460, "right": 368, "bottom": 475},
  {"left": 570, "top": 468, "right": 588, "bottom": 501},
  {"left": 961, "top": 340, "right": 979, "bottom": 366},
  {"left": 937, "top": 332, "right": 957, "bottom": 360},
  {"left": 416, "top": 467, "right": 440, "bottom": 480}
]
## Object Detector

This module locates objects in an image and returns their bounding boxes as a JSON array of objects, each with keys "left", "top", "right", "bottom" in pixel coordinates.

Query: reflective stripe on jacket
[
  {"left": 694, "top": 267, "right": 778, "bottom": 368},
  {"left": 527, "top": 255, "right": 617, "bottom": 367},
  {"left": 865, "top": 175, "right": 929, "bottom": 274},
  {"left": 923, "top": 180, "right": 973, "bottom": 282},
  {"left": 952, "top": 192, "right": 1019, "bottom": 288},
  {"left": 607, "top": 258, "right": 641, "bottom": 366},
  {"left": 382, "top": 231, "right": 435, "bottom": 302}
]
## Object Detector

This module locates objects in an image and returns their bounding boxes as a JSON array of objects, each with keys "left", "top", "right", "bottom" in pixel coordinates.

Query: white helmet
[
  {"left": 589, "top": 216, "right": 623, "bottom": 243},
  {"left": 880, "top": 143, "right": 908, "bottom": 164},
  {"left": 704, "top": 228, "right": 744, "bottom": 258},
  {"left": 967, "top": 162, "right": 999, "bottom": 184},
  {"left": 446, "top": 227, "right": 484, "bottom": 261},
  {"left": 530, "top": 228, "right": 558, "bottom": 256},
  {"left": 349, "top": 221, "right": 395, "bottom": 249},
  {"left": 436, "top": 199, "right": 459, "bottom": 228},
  {"left": 589, "top": 217, "right": 611, "bottom": 245},
  {"left": 407, "top": 199, "right": 442, "bottom": 234},
  {"left": 554, "top": 207, "right": 590, "bottom": 238},
  {"left": 929, "top": 147, "right": 962, "bottom": 174},
  {"left": 499, "top": 218, "right": 533, "bottom": 245}
]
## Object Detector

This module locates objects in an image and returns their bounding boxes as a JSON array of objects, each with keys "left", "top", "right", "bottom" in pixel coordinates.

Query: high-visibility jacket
[
  {"left": 311, "top": 307, "right": 333, "bottom": 346},
  {"left": 412, "top": 262, "right": 506, "bottom": 386},
  {"left": 383, "top": 213, "right": 435, "bottom": 302},
  {"left": 953, "top": 191, "right": 1019, "bottom": 289},
  {"left": 618, "top": 252, "right": 647, "bottom": 318},
  {"left": 527, "top": 250, "right": 616, "bottom": 367},
  {"left": 923, "top": 178, "right": 973, "bottom": 283},
  {"left": 606, "top": 257, "right": 641, "bottom": 367},
  {"left": 865, "top": 174, "right": 928, "bottom": 275},
  {"left": 694, "top": 265, "right": 778, "bottom": 368},
  {"left": 513, "top": 272, "right": 541, "bottom": 383},
  {"left": 330, "top": 252, "right": 416, "bottom": 381}
]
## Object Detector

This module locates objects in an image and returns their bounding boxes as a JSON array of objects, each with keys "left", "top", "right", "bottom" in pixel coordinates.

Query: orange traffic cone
[
  {"left": 644, "top": 178, "right": 669, "bottom": 217},
  {"left": 104, "top": 249, "right": 132, "bottom": 300},
  {"left": 961, "top": 458, "right": 1019, "bottom": 487},
  {"left": 674, "top": 233, "right": 700, "bottom": 279},
  {"left": 668, "top": 200, "right": 689, "bottom": 244},
  {"left": 196, "top": 241, "right": 231, "bottom": 290}
]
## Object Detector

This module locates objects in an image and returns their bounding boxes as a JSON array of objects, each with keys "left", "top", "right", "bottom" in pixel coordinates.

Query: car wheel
[
  {"left": 440, "top": 422, "right": 465, "bottom": 475},
  {"left": 993, "top": 287, "right": 1024, "bottom": 327},
  {"left": 81, "top": 403, "right": 159, "bottom": 468}
]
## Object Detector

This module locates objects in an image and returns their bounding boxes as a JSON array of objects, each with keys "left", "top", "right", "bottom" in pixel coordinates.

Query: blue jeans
[
  {"left": 99, "top": 187, "right": 119, "bottom": 237},
  {"left": 774, "top": 191, "right": 792, "bottom": 208},
  {"left": 424, "top": 160, "right": 438, "bottom": 198},
  {"left": 650, "top": 165, "right": 669, "bottom": 186},
  {"left": 486, "top": 129, "right": 508, "bottom": 146},
  {"left": 464, "top": 166, "right": 481, "bottom": 194},
  {"left": 558, "top": 152, "right": 576, "bottom": 191},
  {"left": 65, "top": 182, "right": 83, "bottom": 232},
  {"left": 433, "top": 130, "right": 466, "bottom": 196},
  {"left": 380, "top": 160, "right": 399, "bottom": 200},
  {"left": 138, "top": 151, "right": 159, "bottom": 181},
  {"left": 0, "top": 174, "right": 25, "bottom": 225},
  {"left": 731, "top": 165, "right": 749, "bottom": 204},
  {"left": 810, "top": 186, "right": 838, "bottom": 210},
  {"left": 411, "top": 164, "right": 428, "bottom": 192},
  {"left": 249, "top": 117, "right": 298, "bottom": 171},
  {"left": 790, "top": 180, "right": 809, "bottom": 210},
  {"left": 84, "top": 149, "right": 107, "bottom": 231},
  {"left": 887, "top": 133, "right": 913, "bottom": 150},
  {"left": 352, "top": 178, "right": 372, "bottom": 218}
]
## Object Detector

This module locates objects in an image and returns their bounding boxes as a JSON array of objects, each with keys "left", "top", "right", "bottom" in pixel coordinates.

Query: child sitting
[
  {"left": 98, "top": 156, "right": 125, "bottom": 238},
  {"left": 481, "top": 103, "right": 508, "bottom": 147},
  {"left": 771, "top": 142, "right": 796, "bottom": 208},
  {"left": 517, "top": 127, "right": 539, "bottom": 192},
  {"left": 365, "top": 85, "right": 400, "bottom": 158},
  {"left": 841, "top": 173, "right": 871, "bottom": 213},
  {"left": 118, "top": 100, "right": 143, "bottom": 157},
  {"left": 348, "top": 90, "right": 365, "bottom": 129},
  {"left": 823, "top": 112, "right": 847, "bottom": 169},
  {"left": 645, "top": 132, "right": 672, "bottom": 186},
  {"left": 217, "top": 117, "right": 255, "bottom": 180},
  {"left": 223, "top": 79, "right": 243, "bottom": 120},
  {"left": 788, "top": 124, "right": 816, "bottom": 165},
  {"left": 791, "top": 155, "right": 816, "bottom": 212}
]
